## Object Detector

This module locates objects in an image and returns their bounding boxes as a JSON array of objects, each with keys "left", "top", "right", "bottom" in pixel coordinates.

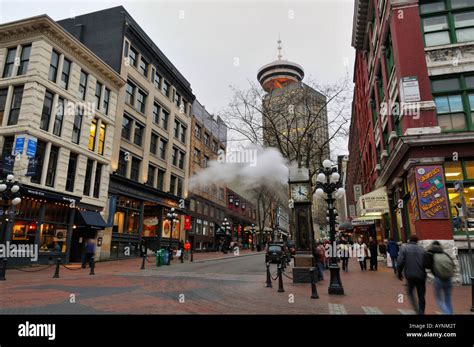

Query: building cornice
[{"left": 0, "top": 15, "right": 125, "bottom": 89}]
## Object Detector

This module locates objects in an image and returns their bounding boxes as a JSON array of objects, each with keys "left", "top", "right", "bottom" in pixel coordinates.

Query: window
[
  {"left": 162, "top": 80, "right": 170, "bottom": 97},
  {"left": 385, "top": 35, "right": 394, "bottom": 77},
  {"left": 195, "top": 124, "right": 202, "bottom": 138},
  {"left": 95, "top": 82, "right": 102, "bottom": 110},
  {"left": 444, "top": 161, "right": 463, "bottom": 180},
  {"left": 152, "top": 103, "right": 160, "bottom": 124},
  {"left": 78, "top": 70, "right": 88, "bottom": 100},
  {"left": 139, "top": 58, "right": 148, "bottom": 76},
  {"left": 219, "top": 188, "right": 225, "bottom": 200},
  {"left": 30, "top": 140, "right": 46, "bottom": 184},
  {"left": 0, "top": 88, "right": 8, "bottom": 125},
  {"left": 159, "top": 138, "right": 167, "bottom": 160},
  {"left": 465, "top": 160, "right": 474, "bottom": 179},
  {"left": 174, "top": 120, "right": 180, "bottom": 138},
  {"left": 17, "top": 45, "right": 31, "bottom": 76},
  {"left": 134, "top": 122, "right": 144, "bottom": 146},
  {"left": 60, "top": 58, "right": 71, "bottom": 89},
  {"left": 172, "top": 147, "right": 179, "bottom": 166},
  {"left": 65, "top": 153, "right": 77, "bottom": 192},
  {"left": 7, "top": 86, "right": 23, "bottom": 125},
  {"left": 2, "top": 47, "right": 17, "bottom": 78},
  {"left": 147, "top": 165, "right": 156, "bottom": 187},
  {"left": 136, "top": 89, "right": 146, "bottom": 113},
  {"left": 93, "top": 163, "right": 102, "bottom": 198},
  {"left": 117, "top": 150, "right": 127, "bottom": 176},
  {"left": 130, "top": 157, "right": 140, "bottom": 181},
  {"left": 161, "top": 109, "right": 169, "bottom": 129},
  {"left": 431, "top": 74, "right": 474, "bottom": 131},
  {"left": 129, "top": 46, "right": 138, "bottom": 67},
  {"left": 125, "top": 81, "right": 135, "bottom": 105},
  {"left": 204, "top": 133, "right": 209, "bottom": 146},
  {"left": 44, "top": 145, "right": 59, "bottom": 187},
  {"left": 98, "top": 122, "right": 106, "bottom": 155},
  {"left": 169, "top": 175, "right": 177, "bottom": 195},
  {"left": 83, "top": 159, "right": 94, "bottom": 195},
  {"left": 193, "top": 148, "right": 201, "bottom": 164},
  {"left": 153, "top": 70, "right": 161, "bottom": 89},
  {"left": 72, "top": 107, "right": 83, "bottom": 144},
  {"left": 53, "top": 98, "right": 64, "bottom": 136},
  {"left": 180, "top": 124, "right": 186, "bottom": 143},
  {"left": 88, "top": 118, "right": 97, "bottom": 151},
  {"left": 203, "top": 155, "right": 209, "bottom": 168},
  {"left": 40, "top": 90, "right": 54, "bottom": 131},
  {"left": 150, "top": 133, "right": 158, "bottom": 155},
  {"left": 48, "top": 50, "right": 60, "bottom": 82},
  {"left": 420, "top": 0, "right": 474, "bottom": 46},
  {"left": 174, "top": 91, "right": 181, "bottom": 107},
  {"left": 178, "top": 151, "right": 185, "bottom": 170},
  {"left": 103, "top": 88, "right": 110, "bottom": 115},
  {"left": 177, "top": 177, "right": 183, "bottom": 197},
  {"left": 122, "top": 114, "right": 132, "bottom": 140},
  {"left": 157, "top": 169, "right": 165, "bottom": 190}
]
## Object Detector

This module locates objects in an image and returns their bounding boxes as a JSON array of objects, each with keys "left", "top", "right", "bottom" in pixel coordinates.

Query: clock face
[{"left": 291, "top": 184, "right": 309, "bottom": 202}]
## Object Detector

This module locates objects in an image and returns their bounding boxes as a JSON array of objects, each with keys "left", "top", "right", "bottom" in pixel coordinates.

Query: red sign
[{"left": 184, "top": 215, "right": 191, "bottom": 231}]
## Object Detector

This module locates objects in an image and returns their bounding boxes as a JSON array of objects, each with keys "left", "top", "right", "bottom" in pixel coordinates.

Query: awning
[
  {"left": 356, "top": 187, "right": 389, "bottom": 217},
  {"left": 75, "top": 210, "right": 107, "bottom": 230}
]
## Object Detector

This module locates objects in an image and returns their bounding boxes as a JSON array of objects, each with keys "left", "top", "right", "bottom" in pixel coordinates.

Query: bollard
[
  {"left": 310, "top": 267, "right": 319, "bottom": 299},
  {"left": 141, "top": 255, "right": 146, "bottom": 270},
  {"left": 191, "top": 249, "right": 194, "bottom": 262},
  {"left": 266, "top": 261, "right": 272, "bottom": 288},
  {"left": 0, "top": 258, "right": 7, "bottom": 281},
  {"left": 89, "top": 257, "right": 95, "bottom": 275},
  {"left": 180, "top": 251, "right": 184, "bottom": 263},
  {"left": 471, "top": 276, "right": 474, "bottom": 312},
  {"left": 53, "top": 257, "right": 61, "bottom": 278},
  {"left": 277, "top": 259, "right": 285, "bottom": 293}
]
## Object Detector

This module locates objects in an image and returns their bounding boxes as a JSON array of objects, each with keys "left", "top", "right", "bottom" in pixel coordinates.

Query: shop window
[
  {"left": 445, "top": 161, "right": 463, "bottom": 180},
  {"left": 465, "top": 160, "right": 474, "bottom": 179},
  {"left": 39, "top": 223, "right": 68, "bottom": 253},
  {"left": 11, "top": 222, "right": 36, "bottom": 245}
]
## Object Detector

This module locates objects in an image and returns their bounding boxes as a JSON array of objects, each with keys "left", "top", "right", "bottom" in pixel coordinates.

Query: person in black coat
[{"left": 368, "top": 236, "right": 378, "bottom": 271}]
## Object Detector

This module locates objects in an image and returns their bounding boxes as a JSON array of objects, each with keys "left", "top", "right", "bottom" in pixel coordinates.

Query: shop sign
[
  {"left": 184, "top": 215, "right": 191, "bottom": 231},
  {"left": 414, "top": 165, "right": 449, "bottom": 219},
  {"left": 401, "top": 76, "right": 421, "bottom": 103},
  {"left": 14, "top": 135, "right": 25, "bottom": 155},
  {"left": 26, "top": 136, "right": 37, "bottom": 157},
  {"left": 26, "top": 157, "right": 38, "bottom": 177}
]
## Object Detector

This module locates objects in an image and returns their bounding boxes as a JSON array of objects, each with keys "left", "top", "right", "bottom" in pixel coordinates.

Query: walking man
[
  {"left": 428, "top": 241, "right": 455, "bottom": 314},
  {"left": 397, "top": 234, "right": 429, "bottom": 315},
  {"left": 387, "top": 238, "right": 399, "bottom": 274},
  {"left": 368, "top": 236, "right": 378, "bottom": 271},
  {"left": 82, "top": 238, "right": 96, "bottom": 269}
]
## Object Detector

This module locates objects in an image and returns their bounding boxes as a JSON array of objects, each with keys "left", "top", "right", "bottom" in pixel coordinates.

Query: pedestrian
[
  {"left": 387, "top": 238, "right": 399, "bottom": 274},
  {"left": 81, "top": 238, "right": 96, "bottom": 269},
  {"left": 427, "top": 241, "right": 455, "bottom": 314},
  {"left": 369, "top": 236, "right": 378, "bottom": 271},
  {"left": 397, "top": 234, "right": 429, "bottom": 315},
  {"left": 340, "top": 237, "right": 349, "bottom": 272},
  {"left": 313, "top": 241, "right": 326, "bottom": 281},
  {"left": 184, "top": 240, "right": 191, "bottom": 260},
  {"left": 355, "top": 238, "right": 367, "bottom": 271}
]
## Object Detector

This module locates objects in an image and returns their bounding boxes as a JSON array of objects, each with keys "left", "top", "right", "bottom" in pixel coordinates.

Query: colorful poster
[{"left": 414, "top": 165, "right": 449, "bottom": 219}]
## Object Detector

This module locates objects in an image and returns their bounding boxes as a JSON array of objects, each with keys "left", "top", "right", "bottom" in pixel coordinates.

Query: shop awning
[
  {"left": 356, "top": 187, "right": 389, "bottom": 218},
  {"left": 75, "top": 210, "right": 107, "bottom": 230}
]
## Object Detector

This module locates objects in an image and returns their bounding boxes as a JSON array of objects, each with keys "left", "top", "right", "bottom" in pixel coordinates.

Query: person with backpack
[
  {"left": 427, "top": 241, "right": 455, "bottom": 314},
  {"left": 397, "top": 234, "right": 429, "bottom": 315}
]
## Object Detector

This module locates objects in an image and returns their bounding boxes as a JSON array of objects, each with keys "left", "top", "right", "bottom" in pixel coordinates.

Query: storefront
[
  {"left": 9, "top": 186, "right": 80, "bottom": 264},
  {"left": 355, "top": 187, "right": 390, "bottom": 242}
]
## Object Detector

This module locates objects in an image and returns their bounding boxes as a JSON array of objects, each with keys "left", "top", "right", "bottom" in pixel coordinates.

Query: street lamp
[
  {"left": 315, "top": 160, "right": 345, "bottom": 295},
  {"left": 250, "top": 223, "right": 256, "bottom": 251},
  {"left": 166, "top": 208, "right": 179, "bottom": 265},
  {"left": 0, "top": 174, "right": 21, "bottom": 277}
]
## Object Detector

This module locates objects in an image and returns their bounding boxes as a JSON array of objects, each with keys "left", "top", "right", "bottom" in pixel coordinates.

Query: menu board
[{"left": 414, "top": 165, "right": 449, "bottom": 220}]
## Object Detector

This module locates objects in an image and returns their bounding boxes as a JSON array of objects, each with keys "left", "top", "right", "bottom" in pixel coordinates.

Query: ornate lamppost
[
  {"left": 166, "top": 207, "right": 179, "bottom": 265},
  {"left": 315, "top": 159, "right": 345, "bottom": 295},
  {"left": 0, "top": 174, "right": 21, "bottom": 277},
  {"left": 250, "top": 223, "right": 256, "bottom": 251},
  {"left": 222, "top": 218, "right": 231, "bottom": 254}
]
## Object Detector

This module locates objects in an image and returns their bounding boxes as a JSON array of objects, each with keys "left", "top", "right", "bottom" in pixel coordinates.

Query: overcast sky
[{"left": 0, "top": 0, "right": 354, "bottom": 155}]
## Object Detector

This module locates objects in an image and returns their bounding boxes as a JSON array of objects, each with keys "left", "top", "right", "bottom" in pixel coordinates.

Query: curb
[{"left": 182, "top": 251, "right": 264, "bottom": 264}]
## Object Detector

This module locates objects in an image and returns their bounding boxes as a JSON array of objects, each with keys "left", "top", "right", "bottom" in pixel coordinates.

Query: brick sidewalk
[{"left": 0, "top": 254, "right": 471, "bottom": 314}]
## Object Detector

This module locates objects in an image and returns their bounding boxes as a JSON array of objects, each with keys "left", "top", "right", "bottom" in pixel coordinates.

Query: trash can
[{"left": 162, "top": 249, "right": 169, "bottom": 265}]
